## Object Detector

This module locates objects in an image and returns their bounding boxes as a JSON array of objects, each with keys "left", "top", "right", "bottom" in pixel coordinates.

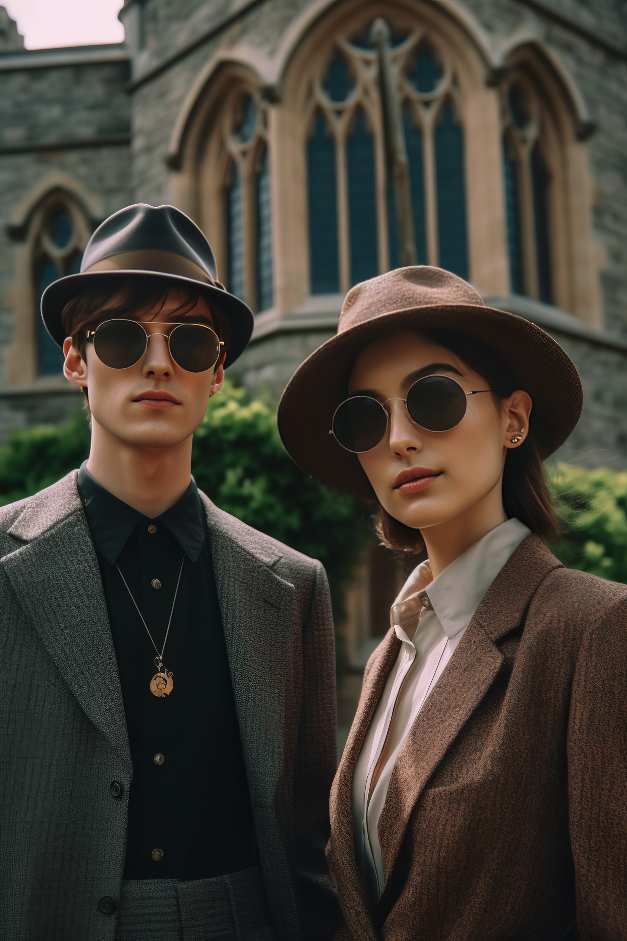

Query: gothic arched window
[
  {"left": 501, "top": 79, "right": 554, "bottom": 303},
  {"left": 305, "top": 28, "right": 469, "bottom": 295},
  {"left": 219, "top": 91, "right": 274, "bottom": 312},
  {"left": 33, "top": 201, "right": 84, "bottom": 376}
]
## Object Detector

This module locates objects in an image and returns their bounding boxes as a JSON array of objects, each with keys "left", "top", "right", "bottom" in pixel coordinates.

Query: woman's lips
[
  {"left": 396, "top": 473, "right": 443, "bottom": 494},
  {"left": 134, "top": 399, "right": 178, "bottom": 408}
]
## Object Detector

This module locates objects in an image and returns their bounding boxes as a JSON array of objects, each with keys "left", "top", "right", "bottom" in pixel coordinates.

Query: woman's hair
[
  {"left": 61, "top": 276, "right": 224, "bottom": 416},
  {"left": 368, "top": 327, "right": 561, "bottom": 555}
]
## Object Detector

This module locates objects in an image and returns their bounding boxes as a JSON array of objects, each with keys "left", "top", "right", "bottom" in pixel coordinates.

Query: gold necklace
[{"left": 116, "top": 555, "right": 185, "bottom": 698}]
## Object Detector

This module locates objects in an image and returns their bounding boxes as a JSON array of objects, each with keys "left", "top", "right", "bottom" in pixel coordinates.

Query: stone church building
[{"left": 0, "top": 0, "right": 626, "bottom": 674}]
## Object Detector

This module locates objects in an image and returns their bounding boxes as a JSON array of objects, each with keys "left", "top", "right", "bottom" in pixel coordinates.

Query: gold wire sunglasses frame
[
  {"left": 85, "top": 318, "right": 225, "bottom": 372},
  {"left": 329, "top": 375, "right": 491, "bottom": 453}
]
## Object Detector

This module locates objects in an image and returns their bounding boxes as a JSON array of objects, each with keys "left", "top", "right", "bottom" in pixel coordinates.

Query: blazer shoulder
[
  {"left": 528, "top": 563, "right": 627, "bottom": 637},
  {"left": 201, "top": 494, "right": 321, "bottom": 577}
]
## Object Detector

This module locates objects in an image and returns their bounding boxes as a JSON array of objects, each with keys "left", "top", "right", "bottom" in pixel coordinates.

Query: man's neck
[{"left": 86, "top": 439, "right": 193, "bottom": 519}]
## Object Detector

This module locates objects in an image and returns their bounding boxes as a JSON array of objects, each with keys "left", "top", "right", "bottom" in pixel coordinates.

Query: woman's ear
[
  {"left": 502, "top": 389, "right": 533, "bottom": 449},
  {"left": 62, "top": 337, "right": 88, "bottom": 391}
]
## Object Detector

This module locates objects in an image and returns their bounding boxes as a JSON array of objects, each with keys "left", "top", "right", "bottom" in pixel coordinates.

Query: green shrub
[
  {"left": 549, "top": 463, "right": 627, "bottom": 583},
  {"left": 0, "top": 381, "right": 371, "bottom": 626},
  {"left": 0, "top": 388, "right": 625, "bottom": 632}
]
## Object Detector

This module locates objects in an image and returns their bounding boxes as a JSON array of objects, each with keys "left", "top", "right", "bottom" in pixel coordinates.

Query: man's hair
[
  {"left": 360, "top": 327, "right": 561, "bottom": 557},
  {"left": 61, "top": 276, "right": 226, "bottom": 424}
]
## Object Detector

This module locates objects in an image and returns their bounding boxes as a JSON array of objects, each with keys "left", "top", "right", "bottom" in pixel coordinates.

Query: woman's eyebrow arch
[{"left": 351, "top": 362, "right": 464, "bottom": 398}]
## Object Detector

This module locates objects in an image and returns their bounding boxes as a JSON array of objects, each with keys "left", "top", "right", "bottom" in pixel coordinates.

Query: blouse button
[
  {"left": 150, "top": 578, "right": 162, "bottom": 590},
  {"left": 151, "top": 848, "right": 165, "bottom": 863},
  {"left": 153, "top": 752, "right": 166, "bottom": 767},
  {"left": 147, "top": 524, "right": 157, "bottom": 535}
]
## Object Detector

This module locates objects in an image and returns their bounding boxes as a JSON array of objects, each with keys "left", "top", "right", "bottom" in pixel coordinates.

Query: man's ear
[
  {"left": 209, "top": 352, "right": 225, "bottom": 396},
  {"left": 62, "top": 337, "right": 88, "bottom": 391}
]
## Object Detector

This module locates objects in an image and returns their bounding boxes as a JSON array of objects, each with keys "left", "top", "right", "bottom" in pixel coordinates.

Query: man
[{"left": 0, "top": 204, "right": 338, "bottom": 941}]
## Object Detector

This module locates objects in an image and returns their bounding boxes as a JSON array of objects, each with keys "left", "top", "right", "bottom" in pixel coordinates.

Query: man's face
[{"left": 62, "top": 287, "right": 224, "bottom": 451}]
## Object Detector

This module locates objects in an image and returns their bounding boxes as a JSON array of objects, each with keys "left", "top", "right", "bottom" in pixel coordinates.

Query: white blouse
[{"left": 352, "top": 517, "right": 531, "bottom": 899}]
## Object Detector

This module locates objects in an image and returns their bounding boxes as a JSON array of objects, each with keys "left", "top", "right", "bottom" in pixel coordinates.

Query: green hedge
[
  {"left": 0, "top": 381, "right": 371, "bottom": 621},
  {"left": 1, "top": 382, "right": 626, "bottom": 613}
]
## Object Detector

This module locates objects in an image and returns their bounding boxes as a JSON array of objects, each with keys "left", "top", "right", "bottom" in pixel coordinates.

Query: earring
[{"left": 510, "top": 431, "right": 524, "bottom": 445}]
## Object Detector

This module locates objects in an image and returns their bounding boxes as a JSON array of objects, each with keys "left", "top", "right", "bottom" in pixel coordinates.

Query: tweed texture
[
  {"left": 328, "top": 534, "right": 627, "bottom": 940},
  {"left": 0, "top": 469, "right": 338, "bottom": 941}
]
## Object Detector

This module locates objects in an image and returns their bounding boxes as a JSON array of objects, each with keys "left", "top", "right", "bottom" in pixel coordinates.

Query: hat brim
[
  {"left": 40, "top": 269, "right": 254, "bottom": 368},
  {"left": 277, "top": 302, "right": 583, "bottom": 499}
]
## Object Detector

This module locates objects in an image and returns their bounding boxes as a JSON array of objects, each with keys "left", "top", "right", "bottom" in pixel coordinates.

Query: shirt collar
[
  {"left": 391, "top": 517, "right": 531, "bottom": 641},
  {"left": 77, "top": 459, "right": 205, "bottom": 566}
]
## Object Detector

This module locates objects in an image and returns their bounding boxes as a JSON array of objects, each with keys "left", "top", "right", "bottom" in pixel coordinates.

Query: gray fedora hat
[
  {"left": 277, "top": 266, "right": 583, "bottom": 499},
  {"left": 40, "top": 202, "right": 254, "bottom": 367}
]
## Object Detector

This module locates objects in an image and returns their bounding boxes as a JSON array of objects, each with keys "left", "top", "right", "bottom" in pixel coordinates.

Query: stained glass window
[
  {"left": 307, "top": 110, "right": 340, "bottom": 293},
  {"left": 255, "top": 146, "right": 273, "bottom": 311}
]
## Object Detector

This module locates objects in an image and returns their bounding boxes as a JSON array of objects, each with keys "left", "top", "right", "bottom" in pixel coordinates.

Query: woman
[{"left": 277, "top": 266, "right": 627, "bottom": 940}]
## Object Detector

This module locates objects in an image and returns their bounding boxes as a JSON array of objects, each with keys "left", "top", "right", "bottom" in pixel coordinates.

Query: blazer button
[
  {"left": 97, "top": 896, "right": 117, "bottom": 915},
  {"left": 110, "top": 780, "right": 124, "bottom": 799}
]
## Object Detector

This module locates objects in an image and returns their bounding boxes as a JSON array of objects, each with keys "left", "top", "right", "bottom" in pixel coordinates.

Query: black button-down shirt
[{"left": 77, "top": 460, "right": 257, "bottom": 879}]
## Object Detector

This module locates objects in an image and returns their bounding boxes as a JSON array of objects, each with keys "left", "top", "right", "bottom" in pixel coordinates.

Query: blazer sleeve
[
  {"left": 292, "top": 559, "right": 340, "bottom": 940},
  {"left": 568, "top": 596, "right": 627, "bottom": 939}
]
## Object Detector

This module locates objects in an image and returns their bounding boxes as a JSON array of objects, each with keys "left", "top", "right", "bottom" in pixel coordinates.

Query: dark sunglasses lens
[
  {"left": 94, "top": 320, "right": 146, "bottom": 368},
  {"left": 170, "top": 324, "right": 220, "bottom": 372},
  {"left": 333, "top": 396, "right": 388, "bottom": 452},
  {"left": 407, "top": 376, "right": 467, "bottom": 431}
]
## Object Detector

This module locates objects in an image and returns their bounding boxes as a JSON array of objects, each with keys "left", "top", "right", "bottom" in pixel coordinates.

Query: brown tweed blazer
[{"left": 328, "top": 534, "right": 627, "bottom": 940}]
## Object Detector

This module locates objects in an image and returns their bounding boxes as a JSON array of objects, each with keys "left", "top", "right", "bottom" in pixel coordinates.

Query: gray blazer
[{"left": 0, "top": 469, "right": 338, "bottom": 941}]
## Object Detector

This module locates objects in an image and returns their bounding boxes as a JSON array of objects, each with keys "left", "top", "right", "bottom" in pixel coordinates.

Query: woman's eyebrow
[
  {"left": 401, "top": 362, "right": 464, "bottom": 390},
  {"left": 351, "top": 362, "right": 464, "bottom": 398}
]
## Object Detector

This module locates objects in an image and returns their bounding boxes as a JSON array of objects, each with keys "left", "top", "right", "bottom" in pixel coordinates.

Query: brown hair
[
  {"left": 367, "top": 327, "right": 561, "bottom": 557},
  {"left": 61, "top": 276, "right": 226, "bottom": 422}
]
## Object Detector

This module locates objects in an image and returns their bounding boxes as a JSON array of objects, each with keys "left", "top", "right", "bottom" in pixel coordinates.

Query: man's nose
[{"left": 141, "top": 330, "right": 173, "bottom": 373}]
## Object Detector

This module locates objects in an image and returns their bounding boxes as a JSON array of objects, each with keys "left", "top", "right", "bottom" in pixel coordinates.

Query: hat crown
[
  {"left": 339, "top": 265, "right": 485, "bottom": 333},
  {"left": 80, "top": 202, "right": 218, "bottom": 282}
]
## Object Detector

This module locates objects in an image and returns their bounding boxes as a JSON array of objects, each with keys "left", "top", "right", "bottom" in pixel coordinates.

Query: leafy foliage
[
  {"left": 0, "top": 386, "right": 625, "bottom": 640},
  {"left": 0, "top": 381, "right": 371, "bottom": 620},
  {"left": 549, "top": 463, "right": 627, "bottom": 583}
]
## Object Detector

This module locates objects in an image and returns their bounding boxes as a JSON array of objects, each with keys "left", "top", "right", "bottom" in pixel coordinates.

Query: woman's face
[{"left": 348, "top": 330, "right": 531, "bottom": 539}]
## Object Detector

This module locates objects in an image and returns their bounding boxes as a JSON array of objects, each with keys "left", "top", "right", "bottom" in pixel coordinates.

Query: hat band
[{"left": 84, "top": 249, "right": 215, "bottom": 285}]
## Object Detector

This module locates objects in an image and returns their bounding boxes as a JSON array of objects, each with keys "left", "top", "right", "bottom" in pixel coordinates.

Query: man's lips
[
  {"left": 393, "top": 467, "right": 443, "bottom": 489},
  {"left": 132, "top": 391, "right": 181, "bottom": 404}
]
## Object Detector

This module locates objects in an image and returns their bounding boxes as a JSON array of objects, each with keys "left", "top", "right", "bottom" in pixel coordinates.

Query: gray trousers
[{"left": 114, "top": 866, "right": 274, "bottom": 941}]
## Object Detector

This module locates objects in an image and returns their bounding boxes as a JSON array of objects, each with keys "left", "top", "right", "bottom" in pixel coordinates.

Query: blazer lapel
[
  {"left": 1, "top": 470, "right": 131, "bottom": 766},
  {"left": 378, "top": 533, "right": 563, "bottom": 886},
  {"left": 329, "top": 629, "right": 400, "bottom": 938},
  {"left": 199, "top": 493, "right": 294, "bottom": 810}
]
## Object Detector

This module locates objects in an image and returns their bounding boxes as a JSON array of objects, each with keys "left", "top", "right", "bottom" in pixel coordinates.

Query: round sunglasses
[
  {"left": 330, "top": 375, "right": 491, "bottom": 453},
  {"left": 85, "top": 318, "right": 224, "bottom": 373}
]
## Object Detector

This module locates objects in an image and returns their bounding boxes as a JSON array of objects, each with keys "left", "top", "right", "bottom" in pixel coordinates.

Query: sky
[{"left": 4, "top": 0, "right": 124, "bottom": 49}]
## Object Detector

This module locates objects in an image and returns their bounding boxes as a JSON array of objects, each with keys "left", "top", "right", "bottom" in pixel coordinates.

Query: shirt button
[
  {"left": 97, "top": 896, "right": 117, "bottom": 915},
  {"left": 150, "top": 578, "right": 162, "bottom": 590},
  {"left": 110, "top": 780, "right": 124, "bottom": 799},
  {"left": 420, "top": 593, "right": 432, "bottom": 610},
  {"left": 151, "top": 847, "right": 165, "bottom": 863},
  {"left": 147, "top": 524, "right": 157, "bottom": 535},
  {"left": 153, "top": 752, "right": 166, "bottom": 767}
]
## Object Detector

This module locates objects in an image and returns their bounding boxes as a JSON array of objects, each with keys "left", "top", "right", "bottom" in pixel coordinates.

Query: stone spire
[{"left": 0, "top": 7, "right": 25, "bottom": 51}]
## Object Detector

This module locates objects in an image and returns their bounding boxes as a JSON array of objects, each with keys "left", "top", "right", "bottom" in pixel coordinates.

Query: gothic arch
[
  {"left": 166, "top": 52, "right": 270, "bottom": 175},
  {"left": 498, "top": 39, "right": 600, "bottom": 323},
  {"left": 7, "top": 171, "right": 103, "bottom": 241},
  {"left": 6, "top": 181, "right": 94, "bottom": 387},
  {"left": 273, "top": 0, "right": 497, "bottom": 93}
]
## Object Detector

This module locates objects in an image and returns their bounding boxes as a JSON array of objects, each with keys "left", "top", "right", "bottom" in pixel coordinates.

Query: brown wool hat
[
  {"left": 277, "top": 266, "right": 583, "bottom": 499},
  {"left": 40, "top": 203, "right": 254, "bottom": 367}
]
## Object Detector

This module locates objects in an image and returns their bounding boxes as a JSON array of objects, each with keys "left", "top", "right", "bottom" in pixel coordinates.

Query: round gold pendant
[{"left": 149, "top": 670, "right": 174, "bottom": 698}]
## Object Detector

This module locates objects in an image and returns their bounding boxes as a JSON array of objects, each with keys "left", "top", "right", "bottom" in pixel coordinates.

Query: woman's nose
[{"left": 387, "top": 399, "right": 422, "bottom": 454}]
